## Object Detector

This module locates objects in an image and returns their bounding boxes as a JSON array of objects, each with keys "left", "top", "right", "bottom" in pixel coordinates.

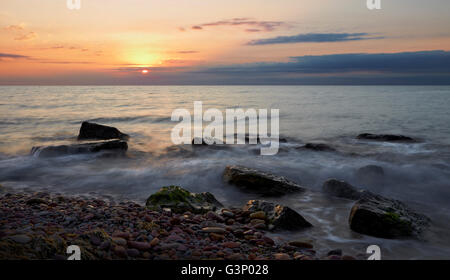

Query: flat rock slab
[
  {"left": 357, "top": 133, "right": 415, "bottom": 142},
  {"left": 224, "top": 165, "right": 305, "bottom": 196}
]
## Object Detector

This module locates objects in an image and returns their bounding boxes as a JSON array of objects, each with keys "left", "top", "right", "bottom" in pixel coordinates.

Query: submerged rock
[
  {"left": 244, "top": 200, "right": 312, "bottom": 231},
  {"left": 191, "top": 135, "right": 287, "bottom": 145},
  {"left": 223, "top": 165, "right": 305, "bottom": 196},
  {"left": 31, "top": 140, "right": 128, "bottom": 158},
  {"left": 357, "top": 165, "right": 384, "bottom": 176},
  {"left": 190, "top": 137, "right": 230, "bottom": 151},
  {"left": 357, "top": 133, "right": 414, "bottom": 142},
  {"left": 349, "top": 193, "right": 430, "bottom": 239},
  {"left": 145, "top": 186, "right": 223, "bottom": 214},
  {"left": 299, "top": 143, "right": 335, "bottom": 152},
  {"left": 191, "top": 137, "right": 223, "bottom": 145},
  {"left": 78, "top": 122, "right": 129, "bottom": 141},
  {"left": 322, "top": 179, "right": 368, "bottom": 200},
  {"left": 234, "top": 134, "right": 287, "bottom": 144},
  {"left": 355, "top": 165, "right": 385, "bottom": 184}
]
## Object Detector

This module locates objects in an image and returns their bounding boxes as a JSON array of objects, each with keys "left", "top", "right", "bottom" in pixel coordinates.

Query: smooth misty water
[{"left": 0, "top": 85, "right": 449, "bottom": 259}]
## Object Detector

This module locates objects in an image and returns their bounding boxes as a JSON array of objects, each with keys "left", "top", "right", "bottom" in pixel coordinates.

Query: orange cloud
[
  {"left": 14, "top": 32, "right": 38, "bottom": 41},
  {"left": 4, "top": 23, "right": 38, "bottom": 41},
  {"left": 4, "top": 24, "right": 26, "bottom": 31}
]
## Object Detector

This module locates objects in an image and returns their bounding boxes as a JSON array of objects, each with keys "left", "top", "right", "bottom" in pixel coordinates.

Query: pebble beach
[{"left": 0, "top": 189, "right": 358, "bottom": 260}]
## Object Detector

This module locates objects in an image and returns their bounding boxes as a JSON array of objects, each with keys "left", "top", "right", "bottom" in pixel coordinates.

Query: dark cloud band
[{"left": 247, "top": 33, "right": 383, "bottom": 45}]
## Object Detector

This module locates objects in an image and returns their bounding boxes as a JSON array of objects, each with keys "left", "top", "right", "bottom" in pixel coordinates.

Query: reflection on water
[{"left": 0, "top": 85, "right": 450, "bottom": 259}]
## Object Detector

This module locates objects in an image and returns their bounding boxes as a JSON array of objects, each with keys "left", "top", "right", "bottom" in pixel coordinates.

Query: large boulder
[
  {"left": 322, "top": 179, "right": 368, "bottom": 200},
  {"left": 223, "top": 165, "right": 305, "bottom": 196},
  {"left": 357, "top": 133, "right": 414, "bottom": 142},
  {"left": 243, "top": 200, "right": 312, "bottom": 231},
  {"left": 31, "top": 140, "right": 128, "bottom": 158},
  {"left": 78, "top": 122, "right": 129, "bottom": 141},
  {"left": 146, "top": 186, "right": 223, "bottom": 214},
  {"left": 349, "top": 194, "right": 430, "bottom": 239}
]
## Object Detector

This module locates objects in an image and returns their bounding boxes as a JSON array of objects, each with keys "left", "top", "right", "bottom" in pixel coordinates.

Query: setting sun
[{"left": 141, "top": 69, "right": 149, "bottom": 74}]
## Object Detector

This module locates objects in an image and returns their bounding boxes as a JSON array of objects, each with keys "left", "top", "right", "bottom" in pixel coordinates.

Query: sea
[{"left": 0, "top": 85, "right": 449, "bottom": 259}]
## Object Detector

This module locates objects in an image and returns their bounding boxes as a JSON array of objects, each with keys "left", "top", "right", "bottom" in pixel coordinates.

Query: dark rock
[
  {"left": 357, "top": 133, "right": 414, "bottom": 142},
  {"left": 233, "top": 133, "right": 287, "bottom": 144},
  {"left": 31, "top": 140, "right": 128, "bottom": 158},
  {"left": 128, "top": 241, "right": 151, "bottom": 251},
  {"left": 322, "top": 179, "right": 368, "bottom": 200},
  {"left": 191, "top": 137, "right": 222, "bottom": 145},
  {"left": 243, "top": 200, "right": 312, "bottom": 231},
  {"left": 300, "top": 143, "right": 335, "bottom": 152},
  {"left": 26, "top": 198, "right": 48, "bottom": 206},
  {"left": 146, "top": 186, "right": 223, "bottom": 214},
  {"left": 78, "top": 122, "right": 129, "bottom": 141},
  {"left": 126, "top": 248, "right": 140, "bottom": 258},
  {"left": 349, "top": 193, "right": 430, "bottom": 239},
  {"left": 288, "top": 240, "right": 314, "bottom": 249},
  {"left": 190, "top": 135, "right": 286, "bottom": 148},
  {"left": 223, "top": 165, "right": 305, "bottom": 196},
  {"left": 190, "top": 137, "right": 230, "bottom": 151},
  {"left": 113, "top": 245, "right": 128, "bottom": 258},
  {"left": 327, "top": 249, "right": 343, "bottom": 256}
]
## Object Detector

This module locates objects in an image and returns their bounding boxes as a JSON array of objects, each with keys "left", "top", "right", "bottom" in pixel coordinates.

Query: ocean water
[{"left": 0, "top": 85, "right": 449, "bottom": 259}]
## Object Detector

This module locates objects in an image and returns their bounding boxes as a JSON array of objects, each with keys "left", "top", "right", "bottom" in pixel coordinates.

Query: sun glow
[
  {"left": 141, "top": 69, "right": 149, "bottom": 74},
  {"left": 125, "top": 50, "right": 162, "bottom": 67}
]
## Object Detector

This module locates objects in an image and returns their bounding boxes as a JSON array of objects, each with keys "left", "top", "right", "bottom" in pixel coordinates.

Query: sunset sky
[{"left": 1, "top": 0, "right": 450, "bottom": 84}]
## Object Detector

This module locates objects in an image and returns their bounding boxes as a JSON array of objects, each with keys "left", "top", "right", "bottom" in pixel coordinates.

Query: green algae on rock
[
  {"left": 146, "top": 186, "right": 223, "bottom": 214},
  {"left": 349, "top": 193, "right": 429, "bottom": 239}
]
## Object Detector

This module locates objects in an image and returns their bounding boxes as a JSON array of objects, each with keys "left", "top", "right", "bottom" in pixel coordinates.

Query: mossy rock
[
  {"left": 146, "top": 186, "right": 223, "bottom": 214},
  {"left": 349, "top": 194, "right": 429, "bottom": 239}
]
